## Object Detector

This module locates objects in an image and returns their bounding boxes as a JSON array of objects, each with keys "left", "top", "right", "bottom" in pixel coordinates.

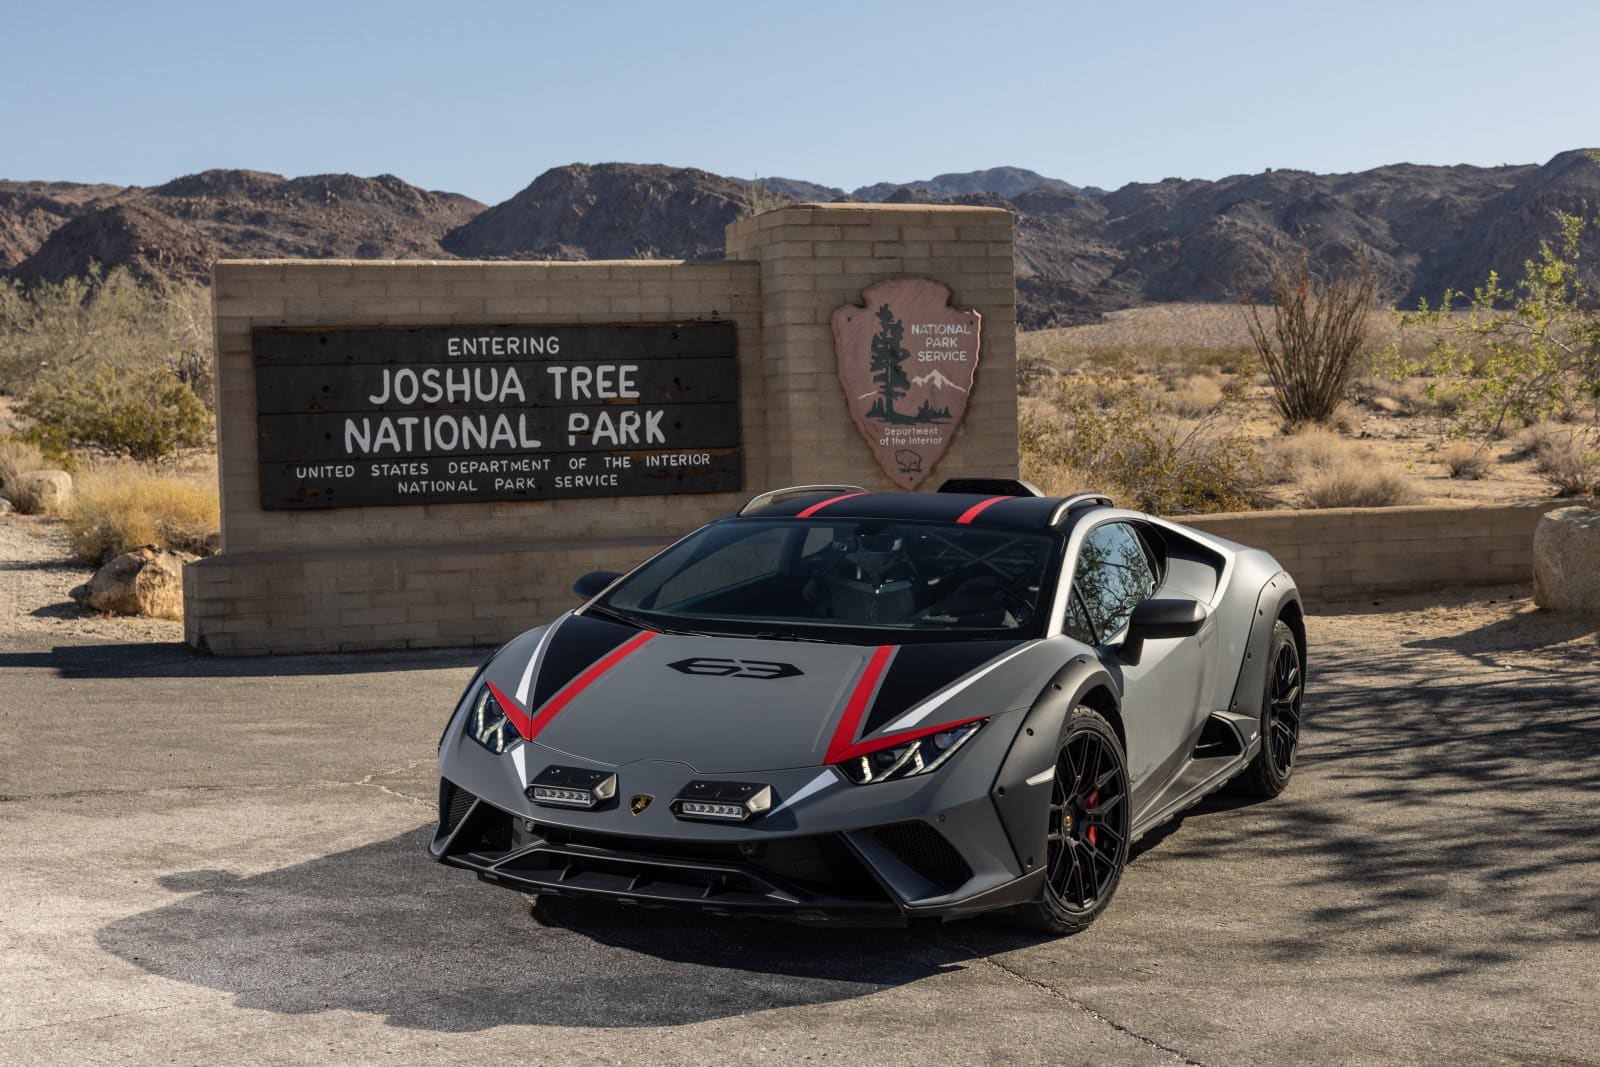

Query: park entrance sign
[
  {"left": 189, "top": 202, "right": 1018, "bottom": 654},
  {"left": 253, "top": 323, "right": 740, "bottom": 508},
  {"left": 832, "top": 277, "right": 981, "bottom": 489}
]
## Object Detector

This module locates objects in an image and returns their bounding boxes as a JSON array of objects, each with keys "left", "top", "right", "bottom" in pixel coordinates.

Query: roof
[{"left": 734, "top": 486, "right": 1111, "bottom": 531}]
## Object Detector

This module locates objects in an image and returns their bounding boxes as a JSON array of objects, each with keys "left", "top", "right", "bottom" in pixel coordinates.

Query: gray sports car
[{"left": 430, "top": 480, "right": 1305, "bottom": 933}]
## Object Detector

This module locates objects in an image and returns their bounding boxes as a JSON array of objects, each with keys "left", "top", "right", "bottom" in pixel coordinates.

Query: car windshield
[{"left": 597, "top": 519, "right": 1058, "bottom": 642}]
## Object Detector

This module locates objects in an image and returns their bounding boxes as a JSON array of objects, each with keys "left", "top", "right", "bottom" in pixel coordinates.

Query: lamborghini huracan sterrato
[{"left": 430, "top": 480, "right": 1306, "bottom": 933}]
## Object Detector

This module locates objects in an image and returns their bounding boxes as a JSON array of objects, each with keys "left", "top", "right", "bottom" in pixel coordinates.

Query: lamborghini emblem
[{"left": 629, "top": 794, "right": 654, "bottom": 816}]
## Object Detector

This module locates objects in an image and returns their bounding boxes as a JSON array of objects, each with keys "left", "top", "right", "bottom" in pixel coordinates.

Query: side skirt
[{"left": 1128, "top": 712, "right": 1258, "bottom": 845}]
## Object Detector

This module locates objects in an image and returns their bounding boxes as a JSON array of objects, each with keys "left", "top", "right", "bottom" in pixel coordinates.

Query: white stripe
[
  {"left": 877, "top": 641, "right": 1040, "bottom": 734},
  {"left": 1025, "top": 767, "right": 1055, "bottom": 787},
  {"left": 515, "top": 614, "right": 567, "bottom": 706},
  {"left": 767, "top": 770, "right": 836, "bottom": 816},
  {"left": 511, "top": 744, "right": 528, "bottom": 786}
]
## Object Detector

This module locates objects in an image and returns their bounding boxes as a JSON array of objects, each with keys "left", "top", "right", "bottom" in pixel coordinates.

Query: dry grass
[
  {"left": 0, "top": 435, "right": 47, "bottom": 508},
  {"left": 1518, "top": 423, "right": 1600, "bottom": 496},
  {"left": 67, "top": 464, "right": 219, "bottom": 565},
  {"left": 1272, "top": 427, "right": 1419, "bottom": 508},
  {"left": 1160, "top": 374, "right": 1225, "bottom": 417},
  {"left": 1442, "top": 442, "right": 1490, "bottom": 480}
]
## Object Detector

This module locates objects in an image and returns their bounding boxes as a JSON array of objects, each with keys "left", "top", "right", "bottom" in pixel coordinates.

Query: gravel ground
[
  {"left": 1, "top": 516, "right": 1596, "bottom": 1065},
  {"left": 0, "top": 514, "right": 182, "bottom": 641}
]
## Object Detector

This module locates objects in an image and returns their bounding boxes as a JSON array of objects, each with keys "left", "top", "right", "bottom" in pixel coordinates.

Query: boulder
[
  {"left": 20, "top": 469, "right": 73, "bottom": 514},
  {"left": 70, "top": 546, "right": 196, "bottom": 620},
  {"left": 1533, "top": 506, "right": 1600, "bottom": 615}
]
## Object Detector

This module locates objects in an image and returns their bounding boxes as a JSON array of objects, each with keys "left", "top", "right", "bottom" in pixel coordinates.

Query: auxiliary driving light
[
  {"left": 526, "top": 766, "right": 618, "bottom": 810},
  {"left": 670, "top": 781, "right": 773, "bottom": 823}
]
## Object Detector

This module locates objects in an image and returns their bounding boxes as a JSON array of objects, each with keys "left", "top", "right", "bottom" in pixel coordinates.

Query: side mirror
[
  {"left": 1120, "top": 597, "right": 1209, "bottom": 665},
  {"left": 571, "top": 570, "right": 621, "bottom": 600}
]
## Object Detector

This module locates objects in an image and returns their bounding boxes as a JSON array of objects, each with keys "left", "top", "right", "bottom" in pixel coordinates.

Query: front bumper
[{"left": 429, "top": 780, "right": 1039, "bottom": 925}]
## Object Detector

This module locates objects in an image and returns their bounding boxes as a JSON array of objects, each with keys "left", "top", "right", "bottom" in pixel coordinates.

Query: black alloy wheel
[{"left": 1017, "top": 705, "right": 1130, "bottom": 934}]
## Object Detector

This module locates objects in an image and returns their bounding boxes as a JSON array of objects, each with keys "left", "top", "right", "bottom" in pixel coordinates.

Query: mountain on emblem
[{"left": 832, "top": 277, "right": 982, "bottom": 489}]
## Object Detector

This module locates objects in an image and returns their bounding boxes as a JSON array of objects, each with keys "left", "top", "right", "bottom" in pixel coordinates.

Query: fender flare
[
  {"left": 990, "top": 654, "right": 1122, "bottom": 877},
  {"left": 1226, "top": 571, "right": 1304, "bottom": 753}
]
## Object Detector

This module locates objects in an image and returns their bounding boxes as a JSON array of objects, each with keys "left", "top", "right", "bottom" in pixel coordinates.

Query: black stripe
[
  {"left": 863, "top": 640, "right": 1024, "bottom": 735},
  {"left": 530, "top": 614, "right": 638, "bottom": 710}
]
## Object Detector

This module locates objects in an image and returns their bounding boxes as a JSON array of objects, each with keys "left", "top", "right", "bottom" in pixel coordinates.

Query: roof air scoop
[{"left": 937, "top": 478, "right": 1043, "bottom": 497}]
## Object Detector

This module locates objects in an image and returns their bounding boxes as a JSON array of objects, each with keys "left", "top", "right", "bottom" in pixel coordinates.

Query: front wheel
[
  {"left": 1014, "top": 705, "right": 1131, "bottom": 935},
  {"left": 1231, "top": 619, "right": 1303, "bottom": 798}
]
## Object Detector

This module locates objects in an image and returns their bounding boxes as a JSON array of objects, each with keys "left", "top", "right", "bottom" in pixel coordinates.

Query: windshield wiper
[{"left": 584, "top": 604, "right": 715, "bottom": 637}]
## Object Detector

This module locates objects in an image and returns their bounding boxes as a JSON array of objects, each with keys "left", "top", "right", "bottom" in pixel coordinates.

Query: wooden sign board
[{"left": 253, "top": 323, "right": 742, "bottom": 509}]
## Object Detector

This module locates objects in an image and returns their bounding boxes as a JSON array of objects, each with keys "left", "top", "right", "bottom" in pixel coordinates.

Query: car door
[{"left": 1069, "top": 521, "right": 1208, "bottom": 800}]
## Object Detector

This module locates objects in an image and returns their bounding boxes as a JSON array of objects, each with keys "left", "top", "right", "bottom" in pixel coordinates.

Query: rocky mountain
[
  {"left": 5, "top": 152, "right": 1598, "bottom": 330},
  {"left": 3, "top": 170, "right": 482, "bottom": 286},
  {"left": 854, "top": 166, "right": 1079, "bottom": 201},
  {"left": 442, "top": 164, "right": 749, "bottom": 261}
]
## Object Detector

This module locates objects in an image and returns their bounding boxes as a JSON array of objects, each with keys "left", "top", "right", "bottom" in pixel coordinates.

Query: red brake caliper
[{"left": 1086, "top": 790, "right": 1099, "bottom": 847}]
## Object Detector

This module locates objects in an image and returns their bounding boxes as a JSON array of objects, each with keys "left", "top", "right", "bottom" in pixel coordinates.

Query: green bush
[
  {"left": 1021, "top": 359, "right": 1271, "bottom": 514},
  {"left": 0, "top": 266, "right": 213, "bottom": 404},
  {"left": 18, "top": 366, "right": 212, "bottom": 460}
]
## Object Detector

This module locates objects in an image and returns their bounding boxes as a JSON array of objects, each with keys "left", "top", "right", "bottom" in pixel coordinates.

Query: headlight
[
  {"left": 835, "top": 719, "right": 986, "bottom": 785},
  {"left": 465, "top": 685, "right": 521, "bottom": 754}
]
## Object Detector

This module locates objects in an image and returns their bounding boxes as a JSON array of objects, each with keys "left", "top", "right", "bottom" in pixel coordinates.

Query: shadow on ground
[
  {"left": 96, "top": 827, "right": 1048, "bottom": 1031},
  {"left": 1142, "top": 635, "right": 1600, "bottom": 982},
  {"left": 0, "top": 641, "right": 486, "bottom": 679}
]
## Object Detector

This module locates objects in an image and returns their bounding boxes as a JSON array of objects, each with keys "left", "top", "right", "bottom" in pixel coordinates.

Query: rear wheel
[
  {"left": 1014, "top": 706, "right": 1131, "bottom": 935},
  {"left": 1232, "top": 619, "right": 1302, "bottom": 798}
]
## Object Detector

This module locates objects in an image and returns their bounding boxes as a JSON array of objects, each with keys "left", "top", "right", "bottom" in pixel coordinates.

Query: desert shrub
[
  {"left": 0, "top": 266, "right": 213, "bottom": 402},
  {"left": 1301, "top": 463, "right": 1417, "bottom": 508},
  {"left": 1523, "top": 424, "right": 1600, "bottom": 496},
  {"left": 0, "top": 434, "right": 46, "bottom": 498},
  {"left": 1020, "top": 360, "right": 1269, "bottom": 514},
  {"left": 18, "top": 366, "right": 212, "bottom": 460},
  {"left": 1239, "top": 251, "right": 1380, "bottom": 427},
  {"left": 1271, "top": 426, "right": 1418, "bottom": 508},
  {"left": 1442, "top": 441, "right": 1490, "bottom": 480},
  {"left": 1162, "top": 374, "right": 1225, "bottom": 417},
  {"left": 67, "top": 465, "right": 220, "bottom": 564}
]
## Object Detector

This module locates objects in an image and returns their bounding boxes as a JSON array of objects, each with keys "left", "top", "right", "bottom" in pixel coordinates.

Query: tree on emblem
[{"left": 866, "top": 304, "right": 911, "bottom": 422}]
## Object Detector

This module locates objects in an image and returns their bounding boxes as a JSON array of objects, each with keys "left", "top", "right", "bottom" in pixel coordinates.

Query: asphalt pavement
[{"left": 0, "top": 610, "right": 1595, "bottom": 1065}]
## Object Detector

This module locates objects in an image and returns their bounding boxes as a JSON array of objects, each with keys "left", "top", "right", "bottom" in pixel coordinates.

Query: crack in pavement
[
  {"left": 0, "top": 994, "right": 217, "bottom": 1037},
  {"left": 945, "top": 937, "right": 1208, "bottom": 1066},
  {"left": 353, "top": 759, "right": 435, "bottom": 810}
]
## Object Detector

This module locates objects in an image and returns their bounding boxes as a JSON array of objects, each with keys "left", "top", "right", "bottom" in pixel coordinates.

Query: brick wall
[
  {"left": 1183, "top": 502, "right": 1567, "bottom": 604},
  {"left": 726, "top": 204, "right": 1017, "bottom": 488},
  {"left": 187, "top": 205, "right": 1020, "bottom": 654}
]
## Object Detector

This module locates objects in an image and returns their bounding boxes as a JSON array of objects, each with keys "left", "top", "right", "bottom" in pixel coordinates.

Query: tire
[
  {"left": 1014, "top": 705, "right": 1131, "bottom": 935},
  {"left": 1231, "top": 619, "right": 1303, "bottom": 798}
]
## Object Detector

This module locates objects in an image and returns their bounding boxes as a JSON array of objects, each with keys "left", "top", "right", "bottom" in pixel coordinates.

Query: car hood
[{"left": 485, "top": 612, "right": 1045, "bottom": 773}]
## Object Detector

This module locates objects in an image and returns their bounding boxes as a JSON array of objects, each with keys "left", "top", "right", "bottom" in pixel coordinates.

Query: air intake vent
[
  {"left": 937, "top": 478, "right": 1042, "bottom": 497},
  {"left": 441, "top": 781, "right": 476, "bottom": 833},
  {"left": 869, "top": 822, "right": 973, "bottom": 890}
]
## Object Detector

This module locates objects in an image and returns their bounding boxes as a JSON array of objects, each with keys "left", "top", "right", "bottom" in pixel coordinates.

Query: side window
[
  {"left": 1065, "top": 588, "right": 1096, "bottom": 645},
  {"left": 1073, "top": 522, "right": 1157, "bottom": 641}
]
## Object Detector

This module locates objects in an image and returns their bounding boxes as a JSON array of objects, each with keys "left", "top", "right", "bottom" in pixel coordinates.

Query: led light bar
[
  {"left": 670, "top": 780, "right": 773, "bottom": 823},
  {"left": 526, "top": 766, "right": 618, "bottom": 810}
]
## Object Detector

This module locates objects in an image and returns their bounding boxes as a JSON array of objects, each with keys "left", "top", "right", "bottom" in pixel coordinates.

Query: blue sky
[{"left": 3, "top": 0, "right": 1595, "bottom": 204}]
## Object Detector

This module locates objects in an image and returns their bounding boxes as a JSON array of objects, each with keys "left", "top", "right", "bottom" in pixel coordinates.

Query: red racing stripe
[
  {"left": 796, "top": 492, "right": 865, "bottom": 518},
  {"left": 830, "top": 714, "right": 988, "bottom": 764},
  {"left": 824, "top": 645, "right": 896, "bottom": 763},
  {"left": 485, "top": 680, "right": 535, "bottom": 740},
  {"left": 516, "top": 630, "right": 656, "bottom": 742},
  {"left": 955, "top": 495, "right": 1010, "bottom": 524}
]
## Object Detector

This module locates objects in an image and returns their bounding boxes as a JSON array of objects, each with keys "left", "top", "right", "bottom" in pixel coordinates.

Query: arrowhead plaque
[{"left": 831, "top": 277, "right": 982, "bottom": 489}]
